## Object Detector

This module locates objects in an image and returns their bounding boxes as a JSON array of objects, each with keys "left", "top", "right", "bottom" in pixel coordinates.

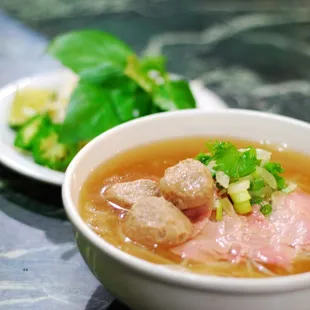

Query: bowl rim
[{"left": 62, "top": 109, "right": 310, "bottom": 293}]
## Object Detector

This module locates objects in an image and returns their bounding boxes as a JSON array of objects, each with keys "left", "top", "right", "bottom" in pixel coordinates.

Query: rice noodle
[
  {"left": 296, "top": 251, "right": 310, "bottom": 259},
  {"left": 180, "top": 258, "right": 190, "bottom": 267},
  {"left": 83, "top": 185, "right": 310, "bottom": 278},
  {"left": 247, "top": 259, "right": 277, "bottom": 277},
  {"left": 185, "top": 260, "right": 272, "bottom": 278}
]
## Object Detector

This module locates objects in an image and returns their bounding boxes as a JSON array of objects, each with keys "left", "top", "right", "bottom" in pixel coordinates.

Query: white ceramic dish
[
  {"left": 62, "top": 109, "right": 310, "bottom": 310},
  {"left": 0, "top": 69, "right": 226, "bottom": 185}
]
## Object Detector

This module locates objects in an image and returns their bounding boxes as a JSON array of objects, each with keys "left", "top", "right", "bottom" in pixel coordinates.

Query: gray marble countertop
[{"left": 1, "top": 2, "right": 310, "bottom": 309}]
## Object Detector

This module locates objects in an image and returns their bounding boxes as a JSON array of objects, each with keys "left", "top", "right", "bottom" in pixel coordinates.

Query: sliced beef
[
  {"left": 122, "top": 196, "right": 193, "bottom": 247},
  {"left": 172, "top": 190, "right": 310, "bottom": 270},
  {"left": 159, "top": 159, "right": 214, "bottom": 212},
  {"left": 104, "top": 179, "right": 160, "bottom": 209}
]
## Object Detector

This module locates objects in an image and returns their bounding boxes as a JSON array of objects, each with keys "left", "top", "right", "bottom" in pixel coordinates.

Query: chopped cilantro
[
  {"left": 195, "top": 153, "right": 212, "bottom": 166},
  {"left": 260, "top": 204, "right": 272, "bottom": 216},
  {"left": 240, "top": 147, "right": 262, "bottom": 175},
  {"left": 264, "top": 162, "right": 285, "bottom": 190},
  {"left": 196, "top": 141, "right": 286, "bottom": 211},
  {"left": 207, "top": 141, "right": 239, "bottom": 178},
  {"left": 206, "top": 142, "right": 258, "bottom": 180},
  {"left": 250, "top": 197, "right": 263, "bottom": 205},
  {"left": 216, "top": 183, "right": 224, "bottom": 190},
  {"left": 250, "top": 178, "right": 265, "bottom": 192}
]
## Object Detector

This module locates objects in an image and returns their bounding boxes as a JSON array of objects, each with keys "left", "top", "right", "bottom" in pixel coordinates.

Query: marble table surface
[{"left": 1, "top": 2, "right": 310, "bottom": 309}]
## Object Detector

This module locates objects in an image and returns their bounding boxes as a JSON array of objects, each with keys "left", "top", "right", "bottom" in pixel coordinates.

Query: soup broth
[{"left": 79, "top": 137, "right": 310, "bottom": 278}]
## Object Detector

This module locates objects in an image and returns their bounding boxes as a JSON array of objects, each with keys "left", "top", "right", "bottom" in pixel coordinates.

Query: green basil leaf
[
  {"left": 125, "top": 55, "right": 156, "bottom": 93},
  {"left": 48, "top": 30, "right": 133, "bottom": 74},
  {"left": 109, "top": 78, "right": 153, "bottom": 122},
  {"left": 153, "top": 79, "right": 196, "bottom": 111},
  {"left": 59, "top": 81, "right": 121, "bottom": 143},
  {"left": 79, "top": 63, "right": 124, "bottom": 84},
  {"left": 59, "top": 77, "right": 154, "bottom": 143},
  {"left": 140, "top": 56, "right": 167, "bottom": 74}
]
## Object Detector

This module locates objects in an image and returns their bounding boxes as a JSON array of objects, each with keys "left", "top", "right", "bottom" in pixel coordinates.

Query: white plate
[{"left": 0, "top": 69, "right": 226, "bottom": 186}]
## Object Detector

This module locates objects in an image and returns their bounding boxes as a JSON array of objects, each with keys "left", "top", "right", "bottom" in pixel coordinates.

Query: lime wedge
[{"left": 9, "top": 88, "right": 56, "bottom": 128}]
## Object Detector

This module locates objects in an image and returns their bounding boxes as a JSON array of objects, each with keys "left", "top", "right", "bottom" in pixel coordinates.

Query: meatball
[
  {"left": 159, "top": 159, "right": 214, "bottom": 210},
  {"left": 122, "top": 196, "right": 192, "bottom": 247},
  {"left": 104, "top": 179, "right": 160, "bottom": 209}
]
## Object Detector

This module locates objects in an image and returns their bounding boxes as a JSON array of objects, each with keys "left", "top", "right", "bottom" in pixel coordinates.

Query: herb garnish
[
  {"left": 264, "top": 162, "right": 286, "bottom": 190},
  {"left": 47, "top": 30, "right": 196, "bottom": 144},
  {"left": 204, "top": 142, "right": 258, "bottom": 181},
  {"left": 260, "top": 204, "right": 272, "bottom": 216},
  {"left": 196, "top": 141, "right": 289, "bottom": 217}
]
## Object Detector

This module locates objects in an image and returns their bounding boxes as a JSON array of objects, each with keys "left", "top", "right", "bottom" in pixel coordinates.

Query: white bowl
[{"left": 62, "top": 109, "right": 310, "bottom": 310}]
